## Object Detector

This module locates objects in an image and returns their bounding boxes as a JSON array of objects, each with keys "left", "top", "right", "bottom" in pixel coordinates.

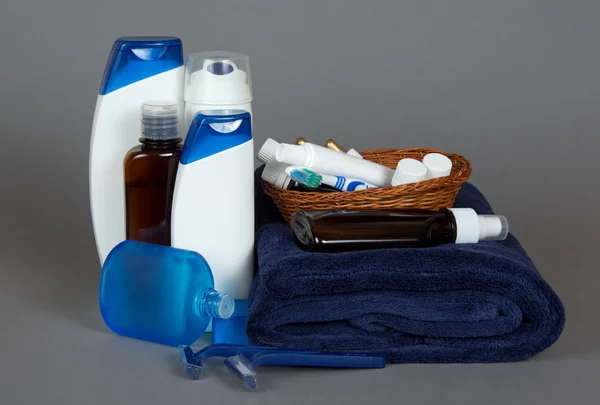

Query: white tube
[
  {"left": 275, "top": 142, "right": 394, "bottom": 187},
  {"left": 319, "top": 173, "right": 376, "bottom": 191},
  {"left": 346, "top": 148, "right": 364, "bottom": 159}
]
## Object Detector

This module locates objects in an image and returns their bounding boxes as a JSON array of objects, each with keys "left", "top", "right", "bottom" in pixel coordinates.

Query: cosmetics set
[
  {"left": 259, "top": 137, "right": 453, "bottom": 191},
  {"left": 258, "top": 137, "right": 507, "bottom": 252},
  {"left": 89, "top": 36, "right": 511, "bottom": 391}
]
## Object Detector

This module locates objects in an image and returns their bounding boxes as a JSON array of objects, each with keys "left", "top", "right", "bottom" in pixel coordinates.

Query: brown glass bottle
[
  {"left": 124, "top": 101, "right": 183, "bottom": 246},
  {"left": 290, "top": 209, "right": 457, "bottom": 252}
]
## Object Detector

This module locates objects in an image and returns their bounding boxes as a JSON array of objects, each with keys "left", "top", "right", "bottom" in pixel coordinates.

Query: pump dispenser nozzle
[
  {"left": 477, "top": 215, "right": 509, "bottom": 241},
  {"left": 449, "top": 208, "right": 509, "bottom": 243},
  {"left": 185, "top": 51, "right": 252, "bottom": 105},
  {"left": 183, "top": 51, "right": 252, "bottom": 130}
]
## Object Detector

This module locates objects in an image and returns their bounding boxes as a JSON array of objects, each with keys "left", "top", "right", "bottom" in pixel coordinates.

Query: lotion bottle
[
  {"left": 124, "top": 102, "right": 182, "bottom": 246},
  {"left": 291, "top": 209, "right": 509, "bottom": 252},
  {"left": 171, "top": 111, "right": 254, "bottom": 300}
]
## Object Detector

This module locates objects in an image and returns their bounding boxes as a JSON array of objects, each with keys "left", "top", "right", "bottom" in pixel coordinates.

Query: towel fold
[{"left": 248, "top": 169, "right": 565, "bottom": 363}]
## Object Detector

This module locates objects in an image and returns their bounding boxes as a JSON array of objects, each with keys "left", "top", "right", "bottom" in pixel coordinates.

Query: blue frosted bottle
[{"left": 99, "top": 240, "right": 235, "bottom": 346}]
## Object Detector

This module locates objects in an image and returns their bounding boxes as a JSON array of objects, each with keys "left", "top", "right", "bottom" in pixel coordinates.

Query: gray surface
[{"left": 0, "top": 0, "right": 599, "bottom": 403}]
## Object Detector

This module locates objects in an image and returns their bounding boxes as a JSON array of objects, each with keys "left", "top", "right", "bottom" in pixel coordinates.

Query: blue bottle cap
[
  {"left": 99, "top": 36, "right": 183, "bottom": 95},
  {"left": 180, "top": 110, "right": 252, "bottom": 164}
]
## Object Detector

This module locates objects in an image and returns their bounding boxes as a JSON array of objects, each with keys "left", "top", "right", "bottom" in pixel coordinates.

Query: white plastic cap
[
  {"left": 391, "top": 158, "right": 428, "bottom": 186},
  {"left": 449, "top": 208, "right": 480, "bottom": 243},
  {"left": 261, "top": 159, "right": 293, "bottom": 189},
  {"left": 217, "top": 294, "right": 235, "bottom": 319},
  {"left": 423, "top": 153, "right": 452, "bottom": 179},
  {"left": 347, "top": 148, "right": 364, "bottom": 159},
  {"left": 140, "top": 101, "right": 180, "bottom": 140},
  {"left": 257, "top": 138, "right": 280, "bottom": 163},
  {"left": 185, "top": 51, "right": 252, "bottom": 105},
  {"left": 275, "top": 144, "right": 308, "bottom": 167},
  {"left": 449, "top": 208, "right": 509, "bottom": 243}
]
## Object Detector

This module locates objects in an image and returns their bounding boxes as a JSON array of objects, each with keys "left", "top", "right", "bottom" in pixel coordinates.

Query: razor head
[
  {"left": 224, "top": 353, "right": 259, "bottom": 392},
  {"left": 178, "top": 345, "right": 204, "bottom": 380}
]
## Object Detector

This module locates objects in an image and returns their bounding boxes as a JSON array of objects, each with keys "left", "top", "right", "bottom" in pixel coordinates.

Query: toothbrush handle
[{"left": 250, "top": 351, "right": 386, "bottom": 369}]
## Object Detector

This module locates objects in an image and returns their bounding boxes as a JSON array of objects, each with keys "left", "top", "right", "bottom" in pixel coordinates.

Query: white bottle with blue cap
[
  {"left": 89, "top": 37, "right": 184, "bottom": 264},
  {"left": 171, "top": 111, "right": 254, "bottom": 302},
  {"left": 184, "top": 51, "right": 252, "bottom": 130}
]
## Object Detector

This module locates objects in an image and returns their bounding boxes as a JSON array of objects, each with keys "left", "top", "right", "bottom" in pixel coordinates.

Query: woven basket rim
[
  {"left": 262, "top": 147, "right": 471, "bottom": 225},
  {"left": 263, "top": 147, "right": 471, "bottom": 198}
]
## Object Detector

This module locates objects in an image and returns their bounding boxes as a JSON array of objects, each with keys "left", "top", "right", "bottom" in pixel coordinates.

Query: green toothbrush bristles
[{"left": 289, "top": 168, "right": 323, "bottom": 189}]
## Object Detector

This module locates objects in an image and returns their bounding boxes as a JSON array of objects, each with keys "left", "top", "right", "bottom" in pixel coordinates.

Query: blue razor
[{"left": 179, "top": 344, "right": 386, "bottom": 391}]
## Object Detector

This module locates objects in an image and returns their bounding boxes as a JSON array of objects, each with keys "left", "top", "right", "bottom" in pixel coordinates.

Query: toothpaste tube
[
  {"left": 320, "top": 173, "right": 376, "bottom": 191},
  {"left": 275, "top": 142, "right": 394, "bottom": 187}
]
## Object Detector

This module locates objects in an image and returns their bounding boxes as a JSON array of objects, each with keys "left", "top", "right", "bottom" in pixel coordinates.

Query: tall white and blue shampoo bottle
[
  {"left": 171, "top": 112, "right": 254, "bottom": 300},
  {"left": 89, "top": 37, "right": 184, "bottom": 264}
]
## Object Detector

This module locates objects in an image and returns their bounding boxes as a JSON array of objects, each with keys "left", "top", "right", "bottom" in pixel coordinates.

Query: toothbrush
[
  {"left": 179, "top": 344, "right": 386, "bottom": 391},
  {"left": 285, "top": 167, "right": 323, "bottom": 189},
  {"left": 286, "top": 167, "right": 377, "bottom": 192}
]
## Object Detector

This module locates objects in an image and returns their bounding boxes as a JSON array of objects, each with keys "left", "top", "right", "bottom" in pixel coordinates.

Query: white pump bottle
[{"left": 172, "top": 52, "right": 255, "bottom": 314}]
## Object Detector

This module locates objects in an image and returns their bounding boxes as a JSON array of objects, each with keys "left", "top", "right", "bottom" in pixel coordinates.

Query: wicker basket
[{"left": 262, "top": 148, "right": 472, "bottom": 225}]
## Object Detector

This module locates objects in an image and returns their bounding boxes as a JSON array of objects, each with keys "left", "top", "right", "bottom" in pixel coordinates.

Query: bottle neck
[
  {"left": 198, "top": 289, "right": 235, "bottom": 319},
  {"left": 139, "top": 137, "right": 182, "bottom": 149},
  {"left": 435, "top": 209, "right": 458, "bottom": 244}
]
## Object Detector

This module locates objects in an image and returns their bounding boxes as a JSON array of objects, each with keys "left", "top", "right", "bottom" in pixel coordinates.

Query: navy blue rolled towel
[{"left": 248, "top": 169, "right": 565, "bottom": 363}]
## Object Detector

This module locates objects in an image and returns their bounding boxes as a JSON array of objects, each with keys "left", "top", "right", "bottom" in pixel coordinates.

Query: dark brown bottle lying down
[{"left": 290, "top": 209, "right": 508, "bottom": 253}]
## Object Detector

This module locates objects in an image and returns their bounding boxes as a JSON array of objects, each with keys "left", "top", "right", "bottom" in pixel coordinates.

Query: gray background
[{"left": 1, "top": 0, "right": 598, "bottom": 403}]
